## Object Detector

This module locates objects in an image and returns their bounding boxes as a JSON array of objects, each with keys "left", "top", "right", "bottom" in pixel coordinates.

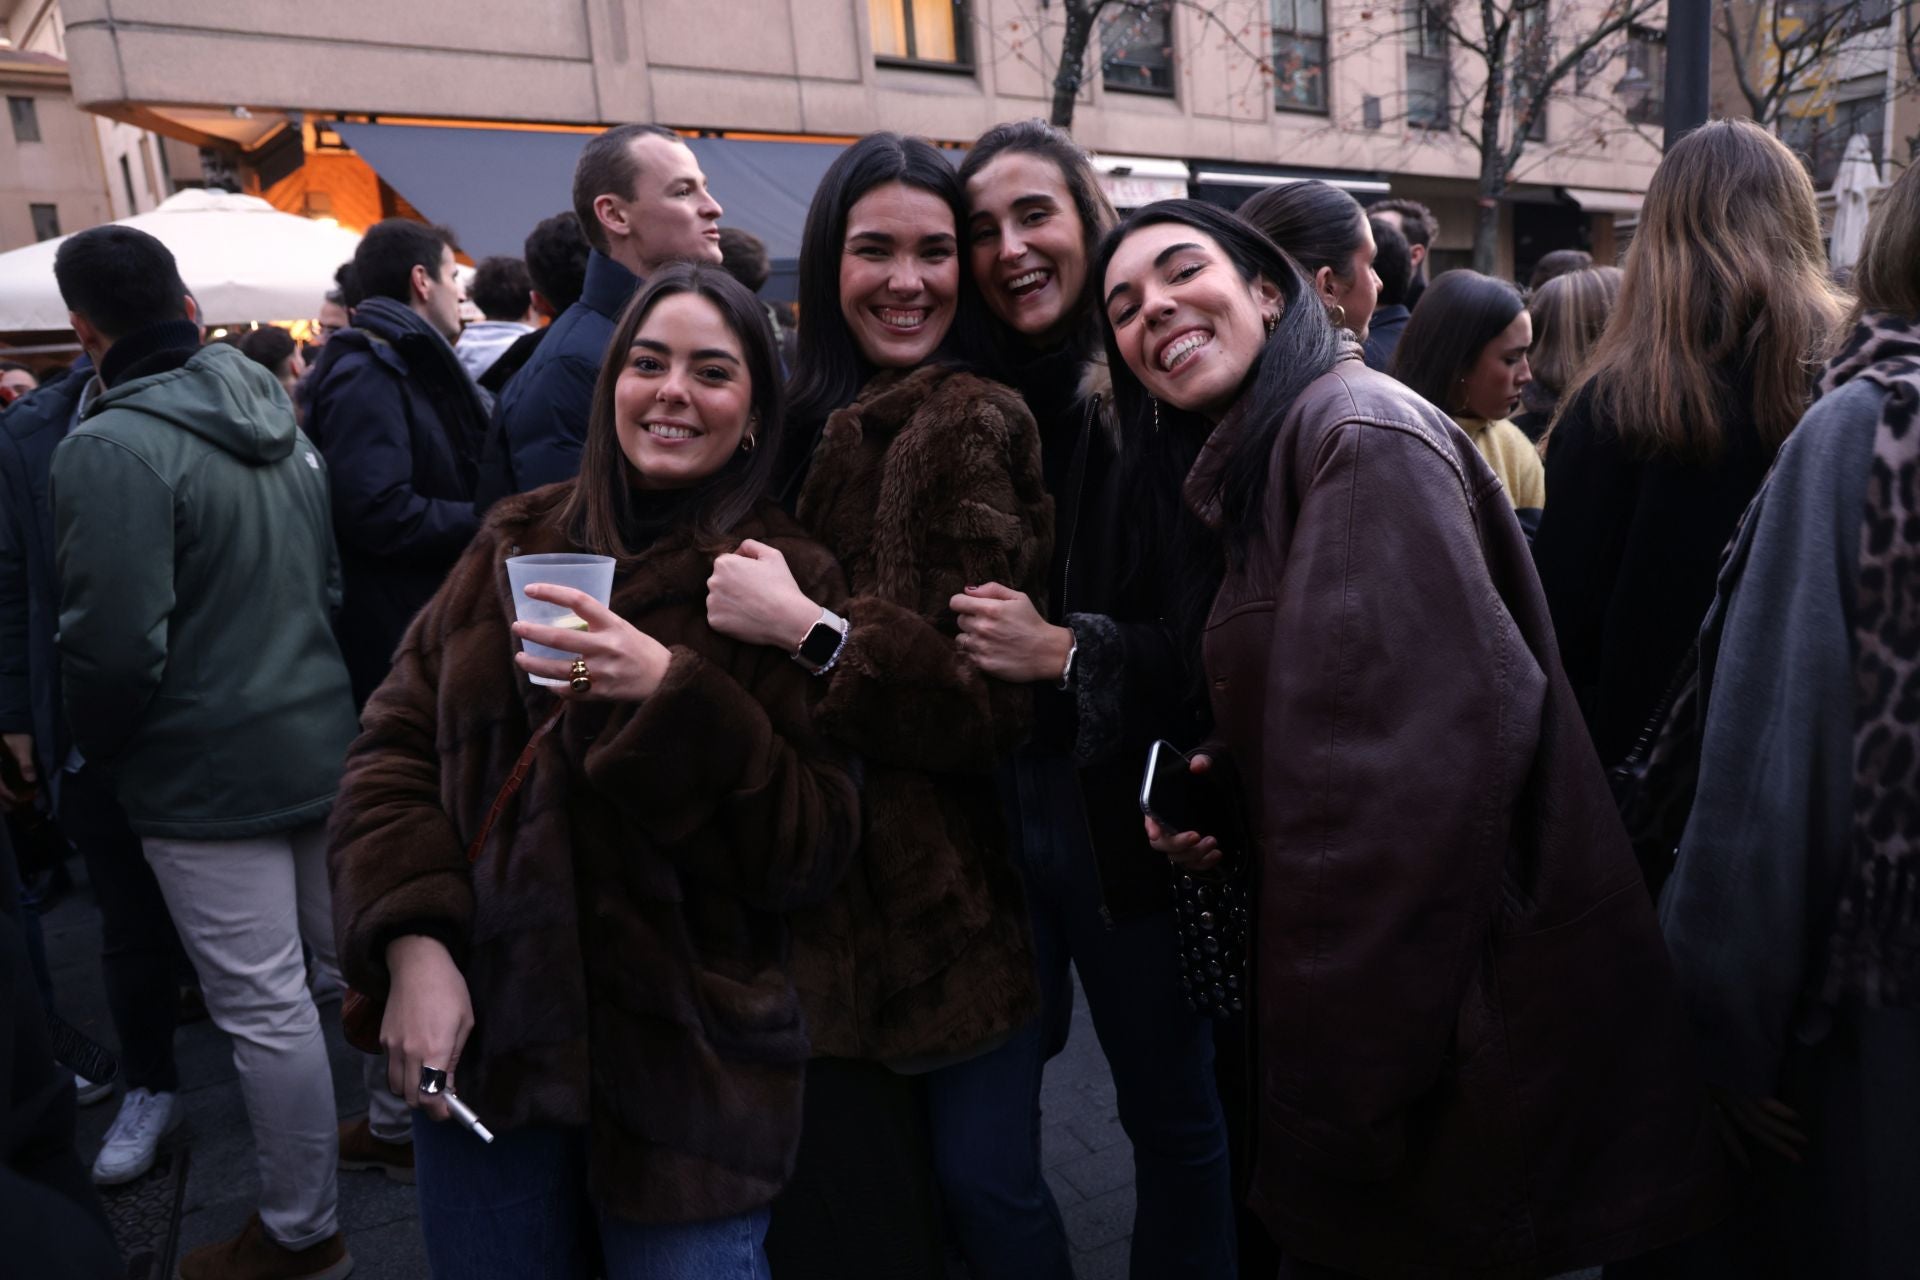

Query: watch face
[{"left": 798, "top": 621, "right": 841, "bottom": 667}]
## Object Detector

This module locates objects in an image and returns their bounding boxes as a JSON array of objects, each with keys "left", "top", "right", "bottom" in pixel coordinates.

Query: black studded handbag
[{"left": 1173, "top": 857, "right": 1250, "bottom": 1019}]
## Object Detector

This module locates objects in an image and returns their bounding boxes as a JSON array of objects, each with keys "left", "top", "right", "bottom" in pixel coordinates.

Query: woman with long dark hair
[
  {"left": 704, "top": 132, "right": 1064, "bottom": 1279},
  {"left": 1099, "top": 199, "right": 1727, "bottom": 1277},
  {"left": 1237, "top": 179, "right": 1379, "bottom": 343},
  {"left": 328, "top": 263, "right": 861, "bottom": 1278},
  {"left": 953, "top": 118, "right": 1236, "bottom": 1278},
  {"left": 1531, "top": 120, "right": 1845, "bottom": 787},
  {"left": 1391, "top": 269, "right": 1546, "bottom": 524}
]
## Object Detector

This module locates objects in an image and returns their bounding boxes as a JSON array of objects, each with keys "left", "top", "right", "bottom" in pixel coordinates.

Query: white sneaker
[
  {"left": 90, "top": 1087, "right": 181, "bottom": 1185},
  {"left": 73, "top": 1072, "right": 113, "bottom": 1107}
]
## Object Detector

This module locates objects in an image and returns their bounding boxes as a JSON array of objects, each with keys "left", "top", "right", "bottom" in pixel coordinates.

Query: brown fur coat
[
  {"left": 792, "top": 363, "right": 1054, "bottom": 1059},
  {"left": 327, "top": 485, "right": 860, "bottom": 1224}
]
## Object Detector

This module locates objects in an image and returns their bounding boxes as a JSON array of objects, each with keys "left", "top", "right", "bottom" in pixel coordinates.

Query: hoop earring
[
  {"left": 1152, "top": 397, "right": 1162, "bottom": 435},
  {"left": 1327, "top": 303, "right": 1348, "bottom": 331},
  {"left": 739, "top": 431, "right": 758, "bottom": 453}
]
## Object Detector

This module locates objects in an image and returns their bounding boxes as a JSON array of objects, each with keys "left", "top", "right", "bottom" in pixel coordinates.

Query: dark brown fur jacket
[
  {"left": 327, "top": 484, "right": 860, "bottom": 1224},
  {"left": 792, "top": 363, "right": 1054, "bottom": 1059}
]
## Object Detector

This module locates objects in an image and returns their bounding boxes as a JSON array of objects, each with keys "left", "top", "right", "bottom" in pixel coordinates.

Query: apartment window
[
  {"left": 869, "top": 0, "right": 972, "bottom": 68},
  {"left": 120, "top": 155, "right": 139, "bottom": 213},
  {"left": 30, "top": 203, "right": 61, "bottom": 241},
  {"left": 1271, "top": 0, "right": 1328, "bottom": 113},
  {"left": 1783, "top": 79, "right": 1886, "bottom": 188},
  {"left": 1406, "top": 3, "right": 1450, "bottom": 128},
  {"left": 1513, "top": 0, "right": 1549, "bottom": 140},
  {"left": 1103, "top": 1, "right": 1175, "bottom": 96},
  {"left": 8, "top": 96, "right": 42, "bottom": 143},
  {"left": 1619, "top": 26, "right": 1665, "bottom": 127}
]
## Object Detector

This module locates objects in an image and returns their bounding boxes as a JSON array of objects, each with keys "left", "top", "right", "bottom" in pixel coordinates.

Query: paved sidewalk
[{"left": 43, "top": 875, "right": 1141, "bottom": 1280}]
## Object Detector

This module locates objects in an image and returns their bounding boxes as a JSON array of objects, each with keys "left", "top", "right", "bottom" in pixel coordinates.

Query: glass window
[
  {"left": 1103, "top": 1, "right": 1176, "bottom": 96},
  {"left": 1406, "top": 2, "right": 1450, "bottom": 128},
  {"left": 8, "top": 96, "right": 42, "bottom": 144},
  {"left": 1620, "top": 26, "right": 1665, "bottom": 126},
  {"left": 30, "top": 203, "right": 61, "bottom": 241},
  {"left": 1513, "top": 1, "right": 1549, "bottom": 140},
  {"left": 1272, "top": 0, "right": 1328, "bottom": 113},
  {"left": 870, "top": 0, "right": 971, "bottom": 67},
  {"left": 1783, "top": 80, "right": 1886, "bottom": 188}
]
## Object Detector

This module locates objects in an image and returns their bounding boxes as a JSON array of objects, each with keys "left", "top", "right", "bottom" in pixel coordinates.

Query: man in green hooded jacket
[{"left": 49, "top": 226, "right": 358, "bottom": 1280}]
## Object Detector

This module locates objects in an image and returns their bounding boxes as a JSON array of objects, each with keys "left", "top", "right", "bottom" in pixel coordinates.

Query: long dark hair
[
  {"left": 958, "top": 118, "right": 1118, "bottom": 360},
  {"left": 786, "top": 132, "right": 991, "bottom": 438},
  {"left": 560, "top": 262, "right": 785, "bottom": 557},
  {"left": 1237, "top": 180, "right": 1367, "bottom": 289},
  {"left": 1391, "top": 269, "right": 1525, "bottom": 417},
  {"left": 1095, "top": 200, "right": 1344, "bottom": 564}
]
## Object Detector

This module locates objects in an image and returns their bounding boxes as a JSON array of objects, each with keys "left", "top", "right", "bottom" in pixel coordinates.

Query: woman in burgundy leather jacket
[{"left": 1097, "top": 200, "right": 1727, "bottom": 1279}]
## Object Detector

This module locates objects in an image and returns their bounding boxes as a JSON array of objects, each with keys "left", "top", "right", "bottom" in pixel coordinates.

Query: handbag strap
[{"left": 465, "top": 702, "right": 567, "bottom": 864}]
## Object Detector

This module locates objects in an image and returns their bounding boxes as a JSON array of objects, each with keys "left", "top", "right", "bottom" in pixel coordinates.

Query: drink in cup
[{"left": 505, "top": 553, "right": 615, "bottom": 686}]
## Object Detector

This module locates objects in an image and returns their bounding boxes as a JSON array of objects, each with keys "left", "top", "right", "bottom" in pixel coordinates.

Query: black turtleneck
[
  {"left": 1001, "top": 339, "right": 1090, "bottom": 499},
  {"left": 99, "top": 319, "right": 203, "bottom": 389},
  {"left": 617, "top": 471, "right": 707, "bottom": 553}
]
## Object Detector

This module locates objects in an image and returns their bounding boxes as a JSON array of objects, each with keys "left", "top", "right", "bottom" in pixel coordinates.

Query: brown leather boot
[
  {"left": 335, "top": 1116, "right": 415, "bottom": 1185},
  {"left": 176, "top": 1213, "right": 351, "bottom": 1279}
]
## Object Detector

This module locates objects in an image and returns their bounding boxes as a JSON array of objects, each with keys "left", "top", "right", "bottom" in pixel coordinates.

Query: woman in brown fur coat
[
  {"left": 704, "top": 134, "right": 1065, "bottom": 1278},
  {"left": 327, "top": 264, "right": 861, "bottom": 1280}
]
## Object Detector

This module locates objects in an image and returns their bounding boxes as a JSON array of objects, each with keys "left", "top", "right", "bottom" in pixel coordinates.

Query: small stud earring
[{"left": 1264, "top": 313, "right": 1277, "bottom": 336}]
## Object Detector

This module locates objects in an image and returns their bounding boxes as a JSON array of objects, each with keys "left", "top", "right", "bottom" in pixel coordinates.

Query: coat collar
[{"left": 580, "top": 251, "right": 642, "bottom": 322}]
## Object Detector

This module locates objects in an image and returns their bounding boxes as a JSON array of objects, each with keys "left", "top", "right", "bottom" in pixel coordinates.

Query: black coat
[
  {"left": 303, "top": 299, "right": 485, "bottom": 707},
  {"left": 1531, "top": 375, "right": 1773, "bottom": 767},
  {"left": 478, "top": 251, "right": 639, "bottom": 506},
  {"left": 1006, "top": 346, "right": 1207, "bottom": 922},
  {"left": 0, "top": 363, "right": 91, "bottom": 765}
]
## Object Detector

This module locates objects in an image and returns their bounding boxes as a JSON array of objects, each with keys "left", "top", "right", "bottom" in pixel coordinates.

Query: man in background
[
  {"left": 1363, "top": 216, "right": 1413, "bottom": 373},
  {"left": 454, "top": 255, "right": 535, "bottom": 384},
  {"left": 1369, "top": 196, "right": 1438, "bottom": 311}
]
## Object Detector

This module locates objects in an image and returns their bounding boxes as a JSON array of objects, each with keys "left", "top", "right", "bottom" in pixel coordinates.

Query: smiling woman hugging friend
[
  {"left": 327, "top": 263, "right": 861, "bottom": 1280},
  {"left": 701, "top": 132, "right": 1063, "bottom": 1279},
  {"left": 1100, "top": 199, "right": 1729, "bottom": 1278}
]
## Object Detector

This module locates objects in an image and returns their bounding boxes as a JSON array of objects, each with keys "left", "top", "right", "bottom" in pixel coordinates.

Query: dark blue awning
[{"left": 332, "top": 123, "right": 850, "bottom": 302}]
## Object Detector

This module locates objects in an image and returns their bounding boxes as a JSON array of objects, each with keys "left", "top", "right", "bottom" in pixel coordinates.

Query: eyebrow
[
  {"left": 632, "top": 338, "right": 740, "bottom": 363},
  {"left": 1104, "top": 241, "right": 1205, "bottom": 309},
  {"left": 848, "top": 229, "right": 958, "bottom": 249}
]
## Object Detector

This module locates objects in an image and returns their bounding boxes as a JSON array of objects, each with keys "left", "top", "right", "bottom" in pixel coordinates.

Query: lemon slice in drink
[{"left": 550, "top": 612, "right": 590, "bottom": 633}]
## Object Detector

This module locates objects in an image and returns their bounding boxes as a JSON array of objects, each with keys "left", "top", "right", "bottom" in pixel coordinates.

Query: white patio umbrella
[
  {"left": 0, "top": 189, "right": 362, "bottom": 332},
  {"left": 1829, "top": 133, "right": 1884, "bottom": 277}
]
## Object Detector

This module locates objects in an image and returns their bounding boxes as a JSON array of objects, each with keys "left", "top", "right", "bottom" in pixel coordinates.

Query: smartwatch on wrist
[{"left": 793, "top": 608, "right": 849, "bottom": 674}]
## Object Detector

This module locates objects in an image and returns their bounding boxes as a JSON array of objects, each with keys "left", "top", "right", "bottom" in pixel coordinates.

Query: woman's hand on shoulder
[
  {"left": 706, "top": 539, "right": 823, "bottom": 651},
  {"left": 951, "top": 583, "right": 1074, "bottom": 684},
  {"left": 512, "top": 583, "right": 671, "bottom": 701},
  {"left": 382, "top": 935, "right": 472, "bottom": 1123}
]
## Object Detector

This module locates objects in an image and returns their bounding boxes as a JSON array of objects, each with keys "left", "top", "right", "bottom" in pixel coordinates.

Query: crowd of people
[{"left": 0, "top": 113, "right": 1913, "bottom": 1280}]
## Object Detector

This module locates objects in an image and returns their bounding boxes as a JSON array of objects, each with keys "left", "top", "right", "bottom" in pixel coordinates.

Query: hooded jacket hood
[{"left": 89, "top": 342, "right": 296, "bottom": 465}]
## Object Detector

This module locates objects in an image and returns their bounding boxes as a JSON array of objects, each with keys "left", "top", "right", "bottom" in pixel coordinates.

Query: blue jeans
[
  {"left": 925, "top": 1020, "right": 1076, "bottom": 1279},
  {"left": 412, "top": 1114, "right": 771, "bottom": 1280},
  {"left": 1007, "top": 753, "right": 1238, "bottom": 1279}
]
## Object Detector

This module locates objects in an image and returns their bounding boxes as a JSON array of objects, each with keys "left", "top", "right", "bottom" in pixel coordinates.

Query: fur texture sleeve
[
  {"left": 812, "top": 382, "right": 1052, "bottom": 770},
  {"left": 326, "top": 556, "right": 478, "bottom": 998},
  {"left": 581, "top": 643, "right": 861, "bottom": 913}
]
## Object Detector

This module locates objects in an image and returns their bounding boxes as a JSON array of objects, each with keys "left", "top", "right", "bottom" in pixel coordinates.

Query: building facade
[
  {"left": 59, "top": 0, "right": 1666, "bottom": 280},
  {"left": 0, "top": 0, "right": 196, "bottom": 252}
]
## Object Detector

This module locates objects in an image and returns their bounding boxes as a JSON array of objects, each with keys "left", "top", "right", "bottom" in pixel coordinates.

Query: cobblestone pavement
[{"left": 44, "top": 877, "right": 1141, "bottom": 1280}]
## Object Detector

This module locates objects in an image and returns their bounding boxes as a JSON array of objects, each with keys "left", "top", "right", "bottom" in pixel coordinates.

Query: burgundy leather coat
[{"left": 1186, "top": 353, "right": 1727, "bottom": 1278}]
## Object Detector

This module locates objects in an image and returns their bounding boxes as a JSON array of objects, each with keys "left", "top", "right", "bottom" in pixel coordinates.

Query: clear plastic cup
[{"left": 505, "top": 553, "right": 615, "bottom": 687}]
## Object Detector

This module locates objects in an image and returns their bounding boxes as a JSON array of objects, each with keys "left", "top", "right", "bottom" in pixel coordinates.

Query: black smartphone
[{"left": 1139, "top": 739, "right": 1228, "bottom": 838}]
